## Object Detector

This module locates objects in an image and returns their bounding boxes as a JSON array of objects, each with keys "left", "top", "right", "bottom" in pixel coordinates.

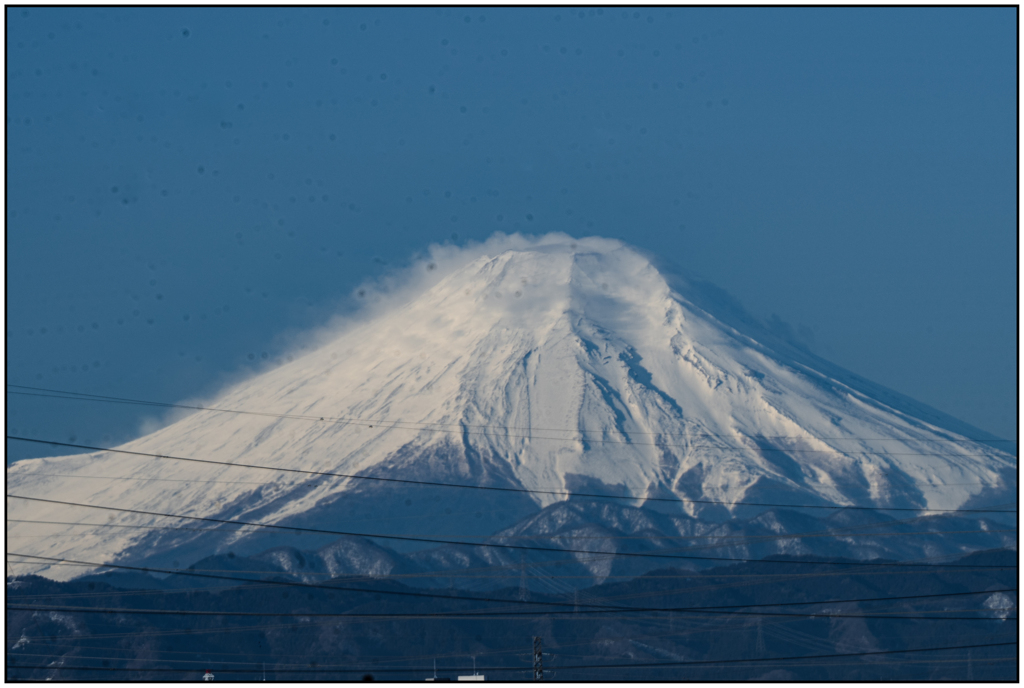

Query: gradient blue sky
[{"left": 7, "top": 7, "right": 1017, "bottom": 461}]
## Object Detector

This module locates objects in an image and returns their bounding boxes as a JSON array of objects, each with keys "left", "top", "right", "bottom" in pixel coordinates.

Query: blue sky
[{"left": 7, "top": 7, "right": 1016, "bottom": 460}]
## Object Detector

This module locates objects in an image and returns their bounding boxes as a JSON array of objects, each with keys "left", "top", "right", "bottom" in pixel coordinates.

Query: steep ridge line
[{"left": 8, "top": 437, "right": 1016, "bottom": 513}]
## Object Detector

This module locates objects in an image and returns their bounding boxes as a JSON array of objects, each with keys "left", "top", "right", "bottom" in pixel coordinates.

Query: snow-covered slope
[{"left": 8, "top": 234, "right": 1016, "bottom": 580}]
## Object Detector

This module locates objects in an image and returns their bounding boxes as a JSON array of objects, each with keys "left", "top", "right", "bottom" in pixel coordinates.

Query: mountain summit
[{"left": 8, "top": 234, "right": 1016, "bottom": 579}]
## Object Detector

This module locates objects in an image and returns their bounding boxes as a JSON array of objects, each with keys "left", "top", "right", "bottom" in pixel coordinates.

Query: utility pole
[{"left": 532, "top": 637, "right": 543, "bottom": 681}]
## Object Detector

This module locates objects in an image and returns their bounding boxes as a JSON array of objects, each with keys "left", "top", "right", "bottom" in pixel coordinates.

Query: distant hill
[{"left": 6, "top": 548, "right": 1016, "bottom": 681}]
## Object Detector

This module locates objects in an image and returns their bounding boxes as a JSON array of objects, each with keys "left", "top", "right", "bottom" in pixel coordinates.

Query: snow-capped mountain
[{"left": 7, "top": 234, "right": 1016, "bottom": 580}]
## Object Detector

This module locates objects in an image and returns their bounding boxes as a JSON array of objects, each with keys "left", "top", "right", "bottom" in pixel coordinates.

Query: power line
[
  {"left": 8, "top": 387, "right": 1015, "bottom": 456},
  {"left": 7, "top": 496, "right": 1017, "bottom": 568},
  {"left": 15, "top": 470, "right": 1007, "bottom": 489},
  {"left": 16, "top": 639, "right": 528, "bottom": 666},
  {"left": 9, "top": 383, "right": 1016, "bottom": 445},
  {"left": 8, "top": 587, "right": 1015, "bottom": 621},
  {"left": 0, "top": 552, "right": 782, "bottom": 613},
  {"left": 17, "top": 473, "right": 277, "bottom": 487},
  {"left": 4, "top": 664, "right": 524, "bottom": 676},
  {"left": 9, "top": 517, "right": 1011, "bottom": 543},
  {"left": 11, "top": 507, "right": 1006, "bottom": 579},
  {"left": 550, "top": 641, "right": 1019, "bottom": 671},
  {"left": 7, "top": 437, "right": 1015, "bottom": 514},
  {"left": 561, "top": 657, "right": 1018, "bottom": 673},
  {"left": 8, "top": 604, "right": 1013, "bottom": 622},
  {"left": 10, "top": 508, "right": 1013, "bottom": 608},
  {"left": 7, "top": 650, "right": 526, "bottom": 671},
  {"left": 12, "top": 557, "right": 1004, "bottom": 593},
  {"left": 10, "top": 606, "right": 1009, "bottom": 660},
  {"left": 7, "top": 553, "right": 1016, "bottom": 617},
  {"left": 11, "top": 563, "right": 1013, "bottom": 632},
  {"left": 9, "top": 515, "right": 1016, "bottom": 580},
  {"left": 4, "top": 641, "right": 1017, "bottom": 676},
  {"left": 13, "top": 641, "right": 1019, "bottom": 669}
]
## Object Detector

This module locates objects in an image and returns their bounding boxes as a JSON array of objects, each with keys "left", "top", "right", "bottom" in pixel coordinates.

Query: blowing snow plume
[{"left": 8, "top": 234, "right": 1016, "bottom": 581}]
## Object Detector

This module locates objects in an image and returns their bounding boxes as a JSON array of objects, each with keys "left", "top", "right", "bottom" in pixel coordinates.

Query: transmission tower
[
  {"left": 755, "top": 617, "right": 766, "bottom": 657},
  {"left": 532, "top": 636, "right": 544, "bottom": 681}
]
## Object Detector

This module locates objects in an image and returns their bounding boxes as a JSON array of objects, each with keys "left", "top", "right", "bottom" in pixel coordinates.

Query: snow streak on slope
[{"left": 7, "top": 234, "right": 1016, "bottom": 579}]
